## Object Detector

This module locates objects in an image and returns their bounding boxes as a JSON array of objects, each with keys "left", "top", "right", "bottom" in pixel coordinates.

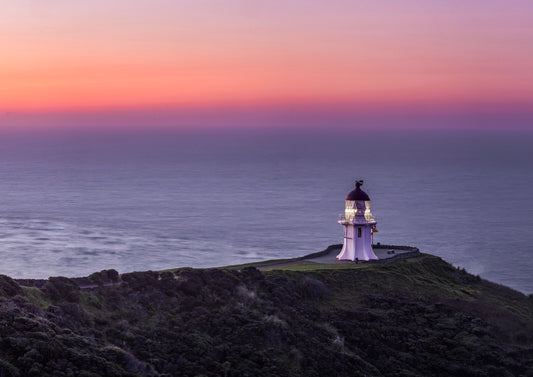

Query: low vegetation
[{"left": 0, "top": 252, "right": 531, "bottom": 376}]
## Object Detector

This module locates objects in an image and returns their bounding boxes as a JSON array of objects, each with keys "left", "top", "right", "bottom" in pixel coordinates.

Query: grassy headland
[{"left": 0, "top": 247, "right": 531, "bottom": 376}]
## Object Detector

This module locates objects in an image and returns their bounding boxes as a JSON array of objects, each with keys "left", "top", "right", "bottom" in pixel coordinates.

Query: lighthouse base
[
  {"left": 336, "top": 245, "right": 378, "bottom": 261},
  {"left": 336, "top": 223, "right": 378, "bottom": 261}
]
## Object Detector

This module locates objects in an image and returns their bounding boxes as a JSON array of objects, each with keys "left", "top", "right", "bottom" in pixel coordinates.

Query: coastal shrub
[
  {"left": 88, "top": 272, "right": 104, "bottom": 286},
  {"left": 22, "top": 287, "right": 51, "bottom": 309},
  {"left": 45, "top": 277, "right": 80, "bottom": 303},
  {"left": 298, "top": 277, "right": 331, "bottom": 301},
  {"left": 0, "top": 275, "right": 23, "bottom": 298},
  {"left": 56, "top": 302, "right": 86, "bottom": 324},
  {"left": 89, "top": 269, "right": 120, "bottom": 286},
  {"left": 106, "top": 269, "right": 119, "bottom": 283},
  {"left": 514, "top": 331, "right": 530, "bottom": 344},
  {"left": 121, "top": 271, "right": 159, "bottom": 292},
  {"left": 206, "top": 268, "right": 240, "bottom": 286},
  {"left": 236, "top": 285, "right": 257, "bottom": 302},
  {"left": 263, "top": 314, "right": 289, "bottom": 329},
  {"left": 175, "top": 270, "right": 204, "bottom": 296},
  {"left": 239, "top": 266, "right": 263, "bottom": 283},
  {"left": 0, "top": 358, "right": 20, "bottom": 377},
  {"left": 77, "top": 372, "right": 101, "bottom": 377},
  {"left": 263, "top": 275, "right": 299, "bottom": 304},
  {"left": 100, "top": 345, "right": 157, "bottom": 376},
  {"left": 1, "top": 256, "right": 532, "bottom": 376},
  {"left": 159, "top": 271, "right": 174, "bottom": 281},
  {"left": 157, "top": 271, "right": 180, "bottom": 296}
]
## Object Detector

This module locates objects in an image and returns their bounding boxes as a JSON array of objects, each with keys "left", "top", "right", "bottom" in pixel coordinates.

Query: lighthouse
[{"left": 336, "top": 180, "right": 378, "bottom": 261}]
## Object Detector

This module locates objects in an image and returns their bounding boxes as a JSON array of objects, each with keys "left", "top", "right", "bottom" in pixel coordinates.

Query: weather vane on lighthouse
[{"left": 336, "top": 180, "right": 378, "bottom": 261}]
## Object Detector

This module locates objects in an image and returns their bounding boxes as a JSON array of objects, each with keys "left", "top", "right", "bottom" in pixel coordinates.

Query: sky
[{"left": 1, "top": 0, "right": 532, "bottom": 131}]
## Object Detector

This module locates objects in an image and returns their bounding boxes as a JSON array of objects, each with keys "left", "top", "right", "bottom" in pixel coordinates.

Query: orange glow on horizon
[{"left": 1, "top": 1, "right": 532, "bottom": 122}]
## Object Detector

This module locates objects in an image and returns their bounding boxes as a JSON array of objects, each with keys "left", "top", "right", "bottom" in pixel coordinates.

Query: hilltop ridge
[{"left": 0, "top": 247, "right": 531, "bottom": 376}]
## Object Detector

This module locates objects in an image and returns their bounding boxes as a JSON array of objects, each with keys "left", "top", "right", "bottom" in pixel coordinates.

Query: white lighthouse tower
[{"left": 336, "top": 180, "right": 378, "bottom": 261}]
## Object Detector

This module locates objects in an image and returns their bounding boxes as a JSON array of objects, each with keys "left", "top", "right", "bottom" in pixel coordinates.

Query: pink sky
[{"left": 1, "top": 1, "right": 532, "bottom": 130}]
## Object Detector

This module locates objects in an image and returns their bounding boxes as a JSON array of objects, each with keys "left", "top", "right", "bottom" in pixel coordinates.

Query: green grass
[
  {"left": 260, "top": 261, "right": 377, "bottom": 271},
  {"left": 224, "top": 253, "right": 430, "bottom": 271},
  {"left": 221, "top": 258, "right": 298, "bottom": 270},
  {"left": 158, "top": 258, "right": 298, "bottom": 273},
  {"left": 22, "top": 286, "right": 52, "bottom": 309}
]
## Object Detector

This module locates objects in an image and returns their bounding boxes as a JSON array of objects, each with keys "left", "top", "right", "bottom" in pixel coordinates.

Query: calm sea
[{"left": 0, "top": 129, "right": 531, "bottom": 293}]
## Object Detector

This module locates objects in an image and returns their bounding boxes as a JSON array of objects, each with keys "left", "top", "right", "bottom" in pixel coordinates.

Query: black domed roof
[{"left": 346, "top": 180, "right": 370, "bottom": 201}]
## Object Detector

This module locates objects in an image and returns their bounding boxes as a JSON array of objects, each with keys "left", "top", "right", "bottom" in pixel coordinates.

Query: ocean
[{"left": 0, "top": 129, "right": 531, "bottom": 294}]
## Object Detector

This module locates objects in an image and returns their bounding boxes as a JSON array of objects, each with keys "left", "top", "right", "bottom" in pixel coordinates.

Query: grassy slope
[
  {"left": 0, "top": 251, "right": 531, "bottom": 376},
  {"left": 229, "top": 253, "right": 532, "bottom": 329},
  {"left": 260, "top": 254, "right": 533, "bottom": 341}
]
